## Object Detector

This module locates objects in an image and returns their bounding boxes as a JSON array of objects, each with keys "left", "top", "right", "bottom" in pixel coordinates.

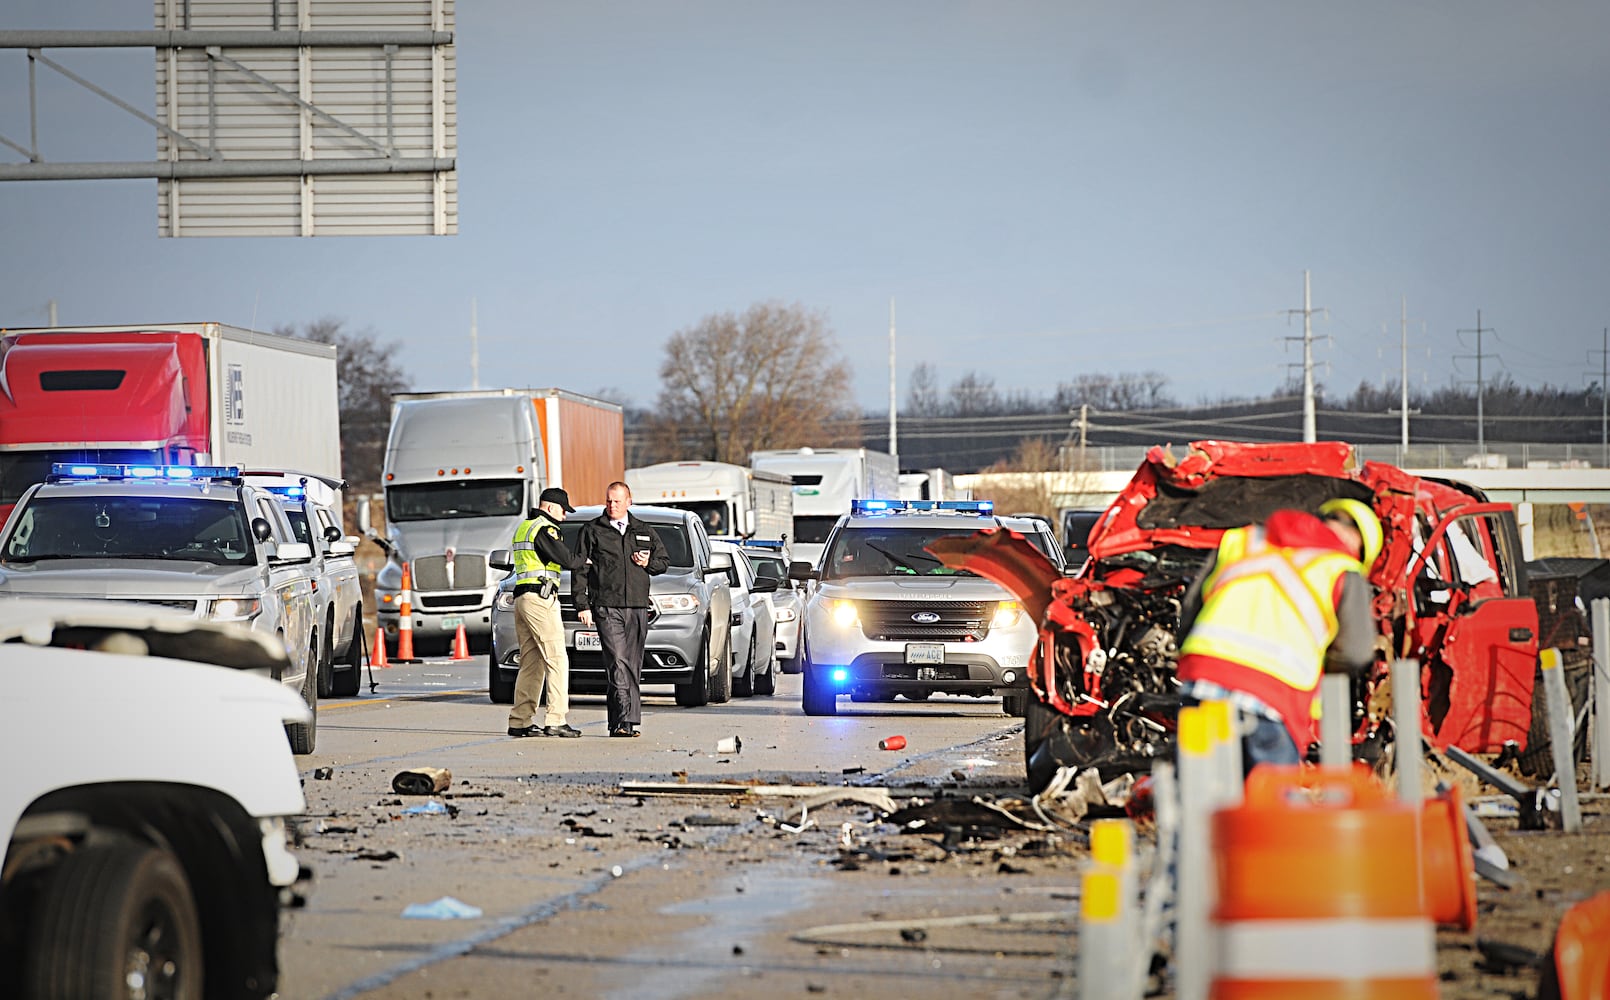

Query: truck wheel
[
  {"left": 330, "top": 610, "right": 362, "bottom": 698},
  {"left": 1517, "top": 656, "right": 1591, "bottom": 779},
  {"left": 675, "top": 633, "right": 712, "bottom": 707},
  {"left": 24, "top": 842, "right": 204, "bottom": 1000},
  {"left": 315, "top": 618, "right": 335, "bottom": 699},
  {"left": 733, "top": 634, "right": 756, "bottom": 697},
  {"left": 801, "top": 660, "right": 838, "bottom": 717},
  {"left": 779, "top": 655, "right": 801, "bottom": 676},
  {"left": 708, "top": 625, "right": 733, "bottom": 704},
  {"left": 754, "top": 645, "right": 777, "bottom": 696},
  {"left": 286, "top": 637, "right": 319, "bottom": 754},
  {"left": 1001, "top": 689, "right": 1030, "bottom": 717}
]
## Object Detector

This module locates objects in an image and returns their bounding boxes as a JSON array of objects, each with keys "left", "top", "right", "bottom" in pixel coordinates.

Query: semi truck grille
[
  {"left": 412, "top": 554, "right": 487, "bottom": 591},
  {"left": 416, "top": 593, "right": 483, "bottom": 611},
  {"left": 859, "top": 600, "right": 994, "bottom": 642}
]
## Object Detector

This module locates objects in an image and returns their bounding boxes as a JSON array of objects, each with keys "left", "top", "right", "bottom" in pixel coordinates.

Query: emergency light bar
[
  {"left": 261, "top": 485, "right": 307, "bottom": 499},
  {"left": 48, "top": 463, "right": 243, "bottom": 483},
  {"left": 849, "top": 499, "right": 994, "bottom": 515},
  {"left": 740, "top": 538, "right": 785, "bottom": 550}
]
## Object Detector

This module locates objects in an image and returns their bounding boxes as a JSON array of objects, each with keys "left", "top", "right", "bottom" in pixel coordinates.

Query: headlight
[
  {"left": 653, "top": 593, "right": 700, "bottom": 615},
  {"left": 991, "top": 600, "right": 1022, "bottom": 628},
  {"left": 773, "top": 607, "right": 797, "bottom": 622},
  {"left": 829, "top": 599, "right": 859, "bottom": 628},
  {"left": 209, "top": 597, "right": 263, "bottom": 621},
  {"left": 494, "top": 591, "right": 515, "bottom": 612}
]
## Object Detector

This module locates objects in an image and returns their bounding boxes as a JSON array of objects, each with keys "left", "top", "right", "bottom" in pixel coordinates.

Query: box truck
[
  {"left": 899, "top": 467, "right": 970, "bottom": 502},
  {"left": 749, "top": 447, "right": 899, "bottom": 566},
  {"left": 625, "top": 461, "right": 793, "bottom": 540},
  {"left": 365, "top": 388, "right": 623, "bottom": 654},
  {"left": 0, "top": 323, "right": 339, "bottom": 522}
]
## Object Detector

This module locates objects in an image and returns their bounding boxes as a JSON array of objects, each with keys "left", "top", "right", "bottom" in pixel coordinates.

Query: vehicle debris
[
  {"left": 400, "top": 800, "right": 457, "bottom": 818},
  {"left": 400, "top": 896, "right": 482, "bottom": 920},
  {"left": 392, "top": 766, "right": 452, "bottom": 795},
  {"left": 313, "top": 766, "right": 335, "bottom": 780},
  {"left": 716, "top": 736, "right": 742, "bottom": 754},
  {"left": 878, "top": 735, "right": 907, "bottom": 751}
]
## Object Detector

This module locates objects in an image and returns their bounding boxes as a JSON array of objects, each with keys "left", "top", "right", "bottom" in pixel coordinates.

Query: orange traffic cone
[
  {"left": 371, "top": 623, "right": 389, "bottom": 668},
  {"left": 451, "top": 623, "right": 470, "bottom": 661},
  {"left": 394, "top": 562, "right": 419, "bottom": 663}
]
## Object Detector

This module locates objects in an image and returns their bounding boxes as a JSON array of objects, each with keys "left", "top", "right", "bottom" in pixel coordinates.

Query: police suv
[
  {"left": 0, "top": 464, "right": 322, "bottom": 751},
  {"left": 790, "top": 499, "right": 1038, "bottom": 717}
]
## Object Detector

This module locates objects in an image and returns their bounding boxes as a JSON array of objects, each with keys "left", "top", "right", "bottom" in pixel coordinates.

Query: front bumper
[{"left": 804, "top": 608, "right": 1034, "bottom": 694}]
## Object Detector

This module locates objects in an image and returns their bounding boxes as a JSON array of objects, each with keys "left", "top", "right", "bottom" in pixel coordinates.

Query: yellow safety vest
[
  {"left": 512, "top": 512, "right": 563, "bottom": 588},
  {"left": 1179, "top": 526, "right": 1360, "bottom": 696}
]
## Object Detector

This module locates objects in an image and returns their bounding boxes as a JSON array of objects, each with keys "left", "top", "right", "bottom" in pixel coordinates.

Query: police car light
[
  {"left": 263, "top": 485, "right": 307, "bottom": 498},
  {"left": 849, "top": 498, "right": 993, "bottom": 516},
  {"left": 831, "top": 668, "right": 849, "bottom": 683},
  {"left": 49, "top": 463, "right": 243, "bottom": 483},
  {"left": 938, "top": 499, "right": 993, "bottom": 513},
  {"left": 850, "top": 499, "right": 896, "bottom": 514},
  {"left": 740, "top": 538, "right": 784, "bottom": 550}
]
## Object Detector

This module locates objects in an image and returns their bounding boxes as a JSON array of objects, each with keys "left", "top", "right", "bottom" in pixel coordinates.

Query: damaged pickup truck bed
[{"left": 935, "top": 440, "right": 1540, "bottom": 792}]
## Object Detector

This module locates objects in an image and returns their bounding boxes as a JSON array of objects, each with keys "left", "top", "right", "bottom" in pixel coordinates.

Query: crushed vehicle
[
  {"left": 0, "top": 598, "right": 309, "bottom": 999},
  {"left": 934, "top": 440, "right": 1540, "bottom": 791}
]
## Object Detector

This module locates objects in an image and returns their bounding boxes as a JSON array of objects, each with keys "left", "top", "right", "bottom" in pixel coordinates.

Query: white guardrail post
[
  {"left": 1594, "top": 599, "right": 1610, "bottom": 792},
  {"left": 1393, "top": 659, "right": 1424, "bottom": 805},
  {"left": 1540, "top": 648, "right": 1583, "bottom": 833}
]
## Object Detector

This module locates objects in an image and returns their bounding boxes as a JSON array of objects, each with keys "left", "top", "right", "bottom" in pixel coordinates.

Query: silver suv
[
  {"left": 0, "top": 463, "right": 323, "bottom": 752},
  {"left": 245, "top": 470, "right": 365, "bottom": 698},
  {"left": 488, "top": 504, "right": 735, "bottom": 707},
  {"left": 791, "top": 500, "right": 1038, "bottom": 717}
]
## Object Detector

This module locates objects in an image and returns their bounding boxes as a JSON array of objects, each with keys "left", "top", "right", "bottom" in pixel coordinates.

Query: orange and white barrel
[{"left": 1209, "top": 764, "right": 1438, "bottom": 1000}]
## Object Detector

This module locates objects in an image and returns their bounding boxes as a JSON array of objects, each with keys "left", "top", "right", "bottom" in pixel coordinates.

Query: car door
[
  {"left": 254, "top": 495, "right": 317, "bottom": 693},
  {"left": 723, "top": 547, "right": 756, "bottom": 676},
  {"left": 314, "top": 503, "right": 360, "bottom": 652}
]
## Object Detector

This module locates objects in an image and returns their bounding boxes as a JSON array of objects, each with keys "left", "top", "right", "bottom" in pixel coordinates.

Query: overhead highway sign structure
[{"left": 0, "top": 0, "right": 457, "bottom": 237}]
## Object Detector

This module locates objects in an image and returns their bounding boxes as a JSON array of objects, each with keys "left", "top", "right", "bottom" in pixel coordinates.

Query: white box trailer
[
  {"left": 625, "top": 461, "right": 793, "bottom": 540},
  {"left": 749, "top": 447, "right": 899, "bottom": 565}
]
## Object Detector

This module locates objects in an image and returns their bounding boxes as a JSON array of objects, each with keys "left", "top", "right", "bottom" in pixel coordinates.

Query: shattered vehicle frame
[{"left": 934, "top": 440, "right": 1540, "bottom": 791}]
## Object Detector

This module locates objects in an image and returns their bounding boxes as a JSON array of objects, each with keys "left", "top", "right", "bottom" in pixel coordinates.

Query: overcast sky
[{"left": 3, "top": 2, "right": 1607, "bottom": 414}]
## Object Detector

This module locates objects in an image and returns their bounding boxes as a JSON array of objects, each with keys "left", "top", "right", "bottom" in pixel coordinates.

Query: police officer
[
  {"left": 507, "top": 487, "right": 586, "bottom": 738},
  {"left": 1175, "top": 498, "right": 1382, "bottom": 774}
]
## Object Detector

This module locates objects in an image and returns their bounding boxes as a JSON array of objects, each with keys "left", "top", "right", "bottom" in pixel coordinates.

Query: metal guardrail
[{"left": 1060, "top": 443, "right": 1610, "bottom": 474}]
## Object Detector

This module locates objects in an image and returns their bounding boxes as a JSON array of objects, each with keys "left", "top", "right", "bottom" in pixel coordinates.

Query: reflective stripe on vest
[
  {"left": 512, "top": 514, "right": 562, "bottom": 586},
  {"left": 1179, "top": 526, "right": 1359, "bottom": 694}
]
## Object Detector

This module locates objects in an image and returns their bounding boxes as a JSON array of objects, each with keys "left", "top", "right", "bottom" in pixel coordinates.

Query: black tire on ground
[
  {"left": 1001, "top": 689, "right": 1030, "bottom": 717},
  {"left": 330, "top": 610, "right": 363, "bottom": 697},
  {"left": 1517, "top": 657, "right": 1591, "bottom": 779},
  {"left": 708, "top": 625, "right": 733, "bottom": 704},
  {"left": 286, "top": 636, "right": 319, "bottom": 754},
  {"left": 675, "top": 632, "right": 712, "bottom": 707},
  {"left": 315, "top": 615, "right": 335, "bottom": 699},
  {"left": 901, "top": 689, "right": 933, "bottom": 701},
  {"left": 754, "top": 645, "right": 777, "bottom": 696},
  {"left": 801, "top": 660, "right": 838, "bottom": 716},
  {"left": 24, "top": 842, "right": 204, "bottom": 1000},
  {"left": 733, "top": 634, "right": 756, "bottom": 697},
  {"left": 1023, "top": 698, "right": 1060, "bottom": 793}
]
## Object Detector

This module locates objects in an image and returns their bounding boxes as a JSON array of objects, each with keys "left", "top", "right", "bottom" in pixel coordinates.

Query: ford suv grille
[
  {"left": 858, "top": 600, "right": 994, "bottom": 642},
  {"left": 107, "top": 597, "right": 201, "bottom": 614}
]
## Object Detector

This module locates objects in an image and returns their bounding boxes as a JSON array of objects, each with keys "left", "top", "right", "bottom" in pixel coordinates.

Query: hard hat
[{"left": 1319, "top": 498, "right": 1383, "bottom": 570}]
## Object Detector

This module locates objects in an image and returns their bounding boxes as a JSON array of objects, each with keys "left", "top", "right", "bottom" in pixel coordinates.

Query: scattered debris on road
[{"left": 392, "top": 766, "right": 452, "bottom": 795}]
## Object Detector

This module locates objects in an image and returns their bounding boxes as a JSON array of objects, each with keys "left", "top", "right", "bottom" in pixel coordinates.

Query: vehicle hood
[
  {"left": 0, "top": 560, "right": 265, "bottom": 596},
  {"left": 391, "top": 517, "right": 515, "bottom": 559},
  {"left": 814, "top": 574, "right": 1015, "bottom": 603}
]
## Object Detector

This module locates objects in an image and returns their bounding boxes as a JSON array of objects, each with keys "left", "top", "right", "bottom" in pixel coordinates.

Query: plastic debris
[
  {"left": 401, "top": 896, "right": 482, "bottom": 920},
  {"left": 878, "top": 735, "right": 907, "bottom": 751},
  {"left": 312, "top": 767, "right": 334, "bottom": 780},
  {"left": 716, "top": 736, "right": 742, "bottom": 754},
  {"left": 401, "top": 800, "right": 450, "bottom": 816}
]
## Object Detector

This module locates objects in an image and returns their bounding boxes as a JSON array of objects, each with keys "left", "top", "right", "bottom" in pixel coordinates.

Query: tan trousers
[{"left": 510, "top": 592, "right": 569, "bottom": 728}]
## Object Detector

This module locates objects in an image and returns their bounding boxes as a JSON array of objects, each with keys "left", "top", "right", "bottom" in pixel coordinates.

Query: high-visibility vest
[
  {"left": 512, "top": 512, "right": 563, "bottom": 588},
  {"left": 1180, "top": 525, "right": 1360, "bottom": 708}
]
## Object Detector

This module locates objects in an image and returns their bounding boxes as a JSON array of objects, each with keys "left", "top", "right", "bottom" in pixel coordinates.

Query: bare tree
[
  {"left": 277, "top": 318, "right": 411, "bottom": 494},
  {"left": 973, "top": 437, "right": 1062, "bottom": 518},
  {"left": 906, "top": 362, "right": 942, "bottom": 416},
  {"left": 947, "top": 370, "right": 1000, "bottom": 416},
  {"left": 651, "top": 301, "right": 856, "bottom": 463}
]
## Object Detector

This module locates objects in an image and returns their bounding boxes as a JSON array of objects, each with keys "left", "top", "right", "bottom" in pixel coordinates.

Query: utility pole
[
  {"left": 1284, "top": 270, "right": 1326, "bottom": 443},
  {"left": 1596, "top": 328, "right": 1608, "bottom": 467},
  {"left": 47, "top": 298, "right": 57, "bottom": 326},
  {"left": 1078, "top": 404, "right": 1089, "bottom": 471},
  {"left": 887, "top": 298, "right": 898, "bottom": 464},
  {"left": 1386, "top": 296, "right": 1422, "bottom": 463},
  {"left": 1456, "top": 310, "right": 1490, "bottom": 457},
  {"left": 469, "top": 298, "right": 479, "bottom": 390}
]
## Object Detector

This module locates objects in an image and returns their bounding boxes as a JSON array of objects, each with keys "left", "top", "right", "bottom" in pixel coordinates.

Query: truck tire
[
  {"left": 330, "top": 609, "right": 362, "bottom": 698},
  {"left": 675, "top": 632, "right": 712, "bottom": 707},
  {"left": 1517, "top": 656, "right": 1591, "bottom": 779},
  {"left": 801, "top": 660, "right": 838, "bottom": 717},
  {"left": 315, "top": 617, "right": 335, "bottom": 699},
  {"left": 286, "top": 637, "right": 319, "bottom": 754},
  {"left": 24, "top": 842, "right": 204, "bottom": 1000},
  {"left": 733, "top": 634, "right": 756, "bottom": 697}
]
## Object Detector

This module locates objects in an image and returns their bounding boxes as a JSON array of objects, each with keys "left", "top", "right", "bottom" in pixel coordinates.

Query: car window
[
  {"left": 2, "top": 495, "right": 256, "bottom": 566},
  {"left": 284, "top": 507, "right": 314, "bottom": 546},
  {"left": 385, "top": 478, "right": 524, "bottom": 521},
  {"left": 824, "top": 526, "right": 977, "bottom": 579},
  {"left": 650, "top": 523, "right": 694, "bottom": 568},
  {"left": 750, "top": 554, "right": 787, "bottom": 583}
]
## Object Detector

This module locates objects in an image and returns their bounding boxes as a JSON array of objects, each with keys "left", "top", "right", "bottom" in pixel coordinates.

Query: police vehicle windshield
[
  {"left": 823, "top": 526, "right": 978, "bottom": 580},
  {"left": 3, "top": 495, "right": 256, "bottom": 566}
]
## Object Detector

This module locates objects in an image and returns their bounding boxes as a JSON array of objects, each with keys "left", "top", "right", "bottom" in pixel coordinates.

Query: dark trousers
[{"left": 598, "top": 606, "right": 648, "bottom": 731}]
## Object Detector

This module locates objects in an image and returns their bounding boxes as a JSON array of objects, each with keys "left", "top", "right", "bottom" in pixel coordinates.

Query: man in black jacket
[{"left": 574, "top": 482, "right": 670, "bottom": 737}]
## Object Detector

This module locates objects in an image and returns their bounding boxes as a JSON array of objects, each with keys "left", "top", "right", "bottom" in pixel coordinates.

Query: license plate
[
  {"left": 440, "top": 615, "right": 464, "bottom": 629},
  {"left": 574, "top": 630, "right": 601, "bottom": 651},
  {"left": 905, "top": 643, "right": 945, "bottom": 665}
]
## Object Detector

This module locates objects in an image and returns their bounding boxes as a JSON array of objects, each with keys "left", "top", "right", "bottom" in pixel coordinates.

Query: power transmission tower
[
  {"left": 1284, "top": 270, "right": 1328, "bottom": 443},
  {"left": 1455, "top": 310, "right": 1491, "bottom": 456}
]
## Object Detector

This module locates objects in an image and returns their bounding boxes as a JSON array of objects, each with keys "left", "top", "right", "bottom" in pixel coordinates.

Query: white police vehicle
[
  {"left": 0, "top": 464, "right": 322, "bottom": 752},
  {"left": 739, "top": 538, "right": 803, "bottom": 669},
  {"left": 791, "top": 499, "right": 1039, "bottom": 717}
]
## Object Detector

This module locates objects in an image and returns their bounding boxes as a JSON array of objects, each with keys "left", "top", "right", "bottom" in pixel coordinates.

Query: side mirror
[
  {"left": 743, "top": 509, "right": 756, "bottom": 536},
  {"left": 327, "top": 540, "right": 356, "bottom": 556},
  {"left": 251, "top": 517, "right": 274, "bottom": 543},
  {"left": 271, "top": 542, "right": 314, "bottom": 563},
  {"left": 358, "top": 498, "right": 373, "bottom": 533},
  {"left": 489, "top": 548, "right": 514, "bottom": 572},
  {"left": 788, "top": 560, "right": 818, "bottom": 582},
  {"left": 324, "top": 524, "right": 342, "bottom": 543},
  {"left": 706, "top": 550, "right": 734, "bottom": 576},
  {"left": 751, "top": 576, "right": 779, "bottom": 594}
]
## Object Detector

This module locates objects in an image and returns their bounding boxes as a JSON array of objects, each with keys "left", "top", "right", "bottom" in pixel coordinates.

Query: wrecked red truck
[{"left": 936, "top": 440, "right": 1540, "bottom": 791}]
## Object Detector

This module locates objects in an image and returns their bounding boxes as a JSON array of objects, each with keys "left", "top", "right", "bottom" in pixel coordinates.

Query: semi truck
[
  {"left": 0, "top": 323, "right": 339, "bottom": 523},
  {"left": 899, "top": 467, "right": 971, "bottom": 502},
  {"left": 625, "top": 461, "right": 793, "bottom": 540},
  {"left": 365, "top": 388, "right": 623, "bottom": 655},
  {"left": 749, "top": 447, "right": 899, "bottom": 566}
]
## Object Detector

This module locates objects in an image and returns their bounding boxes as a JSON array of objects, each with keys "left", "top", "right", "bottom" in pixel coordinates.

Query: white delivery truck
[
  {"left": 625, "top": 461, "right": 793, "bottom": 540},
  {"left": 365, "top": 388, "right": 624, "bottom": 655},
  {"left": 749, "top": 447, "right": 899, "bottom": 566},
  {"left": 899, "top": 467, "right": 971, "bottom": 502}
]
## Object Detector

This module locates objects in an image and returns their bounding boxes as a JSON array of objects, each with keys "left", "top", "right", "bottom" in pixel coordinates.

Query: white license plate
[
  {"left": 440, "top": 615, "right": 464, "bottom": 629},
  {"left": 906, "top": 643, "right": 945, "bottom": 665},
  {"left": 574, "top": 630, "right": 602, "bottom": 651}
]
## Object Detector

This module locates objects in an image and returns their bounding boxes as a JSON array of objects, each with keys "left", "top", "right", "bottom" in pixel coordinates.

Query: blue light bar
[
  {"left": 263, "top": 485, "right": 307, "bottom": 498},
  {"left": 849, "top": 498, "right": 994, "bottom": 516},
  {"left": 740, "top": 538, "right": 784, "bottom": 550},
  {"left": 49, "top": 463, "right": 242, "bottom": 483}
]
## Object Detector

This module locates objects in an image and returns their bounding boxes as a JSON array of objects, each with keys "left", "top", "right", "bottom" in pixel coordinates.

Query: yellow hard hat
[{"left": 1319, "top": 498, "right": 1383, "bottom": 569}]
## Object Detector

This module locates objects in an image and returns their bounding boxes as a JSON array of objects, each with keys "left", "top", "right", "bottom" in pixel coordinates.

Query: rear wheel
[
  {"left": 733, "top": 634, "right": 756, "bottom": 697},
  {"left": 708, "top": 625, "right": 733, "bottom": 704},
  {"left": 754, "top": 644, "right": 777, "bottom": 696},
  {"left": 315, "top": 616, "right": 335, "bottom": 698},
  {"left": 330, "top": 609, "right": 363, "bottom": 697},
  {"left": 801, "top": 659, "right": 838, "bottom": 717},
  {"left": 24, "top": 842, "right": 203, "bottom": 1000},
  {"left": 674, "top": 632, "right": 712, "bottom": 707},
  {"left": 488, "top": 643, "right": 515, "bottom": 704},
  {"left": 286, "top": 634, "right": 319, "bottom": 754}
]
